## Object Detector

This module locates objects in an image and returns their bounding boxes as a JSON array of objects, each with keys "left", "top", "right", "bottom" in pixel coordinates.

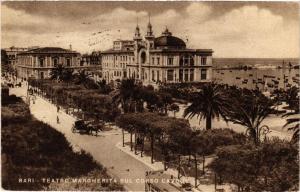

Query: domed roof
[{"left": 154, "top": 28, "right": 186, "bottom": 49}]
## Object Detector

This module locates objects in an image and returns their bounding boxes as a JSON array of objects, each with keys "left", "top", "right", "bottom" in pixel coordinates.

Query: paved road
[{"left": 10, "top": 86, "right": 152, "bottom": 191}]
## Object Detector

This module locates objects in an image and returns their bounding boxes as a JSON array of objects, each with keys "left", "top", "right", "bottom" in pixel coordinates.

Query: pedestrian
[
  {"left": 57, "top": 106, "right": 60, "bottom": 113},
  {"left": 57, "top": 116, "right": 60, "bottom": 124}
]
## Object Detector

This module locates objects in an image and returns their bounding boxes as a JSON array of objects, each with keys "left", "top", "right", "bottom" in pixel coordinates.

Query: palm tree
[
  {"left": 184, "top": 83, "right": 228, "bottom": 130},
  {"left": 50, "top": 64, "right": 64, "bottom": 81},
  {"left": 97, "top": 79, "right": 112, "bottom": 94},
  {"left": 283, "top": 113, "right": 299, "bottom": 143},
  {"left": 112, "top": 78, "right": 140, "bottom": 113},
  {"left": 61, "top": 68, "right": 74, "bottom": 83},
  {"left": 74, "top": 70, "right": 91, "bottom": 87},
  {"left": 225, "top": 89, "right": 274, "bottom": 145},
  {"left": 283, "top": 88, "right": 299, "bottom": 143}
]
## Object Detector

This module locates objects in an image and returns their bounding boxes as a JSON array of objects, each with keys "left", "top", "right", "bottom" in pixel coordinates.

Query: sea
[{"left": 212, "top": 58, "right": 299, "bottom": 91}]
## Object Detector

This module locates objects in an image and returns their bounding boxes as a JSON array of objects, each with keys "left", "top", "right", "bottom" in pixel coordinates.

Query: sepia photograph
[{"left": 1, "top": 1, "right": 299, "bottom": 191}]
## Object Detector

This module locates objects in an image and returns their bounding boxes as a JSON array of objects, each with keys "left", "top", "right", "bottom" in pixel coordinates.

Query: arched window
[
  {"left": 141, "top": 52, "right": 146, "bottom": 64},
  {"left": 53, "top": 58, "right": 58, "bottom": 66}
]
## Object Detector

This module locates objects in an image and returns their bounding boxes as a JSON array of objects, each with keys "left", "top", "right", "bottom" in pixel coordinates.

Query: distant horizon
[{"left": 2, "top": 45, "right": 299, "bottom": 61}]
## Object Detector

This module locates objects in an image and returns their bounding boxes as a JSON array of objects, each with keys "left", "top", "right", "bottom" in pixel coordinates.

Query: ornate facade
[
  {"left": 101, "top": 21, "right": 213, "bottom": 86},
  {"left": 16, "top": 47, "right": 81, "bottom": 79}
]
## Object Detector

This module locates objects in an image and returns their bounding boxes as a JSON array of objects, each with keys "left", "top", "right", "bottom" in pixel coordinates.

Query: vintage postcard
[{"left": 1, "top": 1, "right": 299, "bottom": 191}]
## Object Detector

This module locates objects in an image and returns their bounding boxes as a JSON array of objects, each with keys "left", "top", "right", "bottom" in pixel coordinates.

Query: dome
[
  {"left": 154, "top": 35, "right": 186, "bottom": 49},
  {"left": 154, "top": 28, "right": 186, "bottom": 49}
]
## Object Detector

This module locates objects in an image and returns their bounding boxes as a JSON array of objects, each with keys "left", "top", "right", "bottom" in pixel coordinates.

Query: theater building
[
  {"left": 101, "top": 21, "right": 213, "bottom": 85},
  {"left": 16, "top": 47, "right": 80, "bottom": 79}
]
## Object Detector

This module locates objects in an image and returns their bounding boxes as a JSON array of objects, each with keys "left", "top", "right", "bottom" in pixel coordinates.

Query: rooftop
[
  {"left": 18, "top": 47, "right": 79, "bottom": 55},
  {"left": 154, "top": 28, "right": 186, "bottom": 49}
]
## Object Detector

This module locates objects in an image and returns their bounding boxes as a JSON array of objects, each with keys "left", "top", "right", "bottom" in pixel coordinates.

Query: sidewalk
[{"left": 116, "top": 140, "right": 231, "bottom": 192}]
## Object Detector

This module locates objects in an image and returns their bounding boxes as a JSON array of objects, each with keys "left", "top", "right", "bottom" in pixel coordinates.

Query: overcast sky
[{"left": 1, "top": 1, "right": 299, "bottom": 58}]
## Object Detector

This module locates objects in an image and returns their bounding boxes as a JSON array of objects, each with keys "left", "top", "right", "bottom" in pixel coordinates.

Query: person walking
[{"left": 57, "top": 115, "right": 60, "bottom": 124}]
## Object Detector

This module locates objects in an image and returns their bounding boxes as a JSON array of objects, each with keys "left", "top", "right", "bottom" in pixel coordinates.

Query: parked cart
[{"left": 72, "top": 120, "right": 104, "bottom": 136}]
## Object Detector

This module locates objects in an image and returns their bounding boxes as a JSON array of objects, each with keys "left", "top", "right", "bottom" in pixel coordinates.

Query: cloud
[
  {"left": 181, "top": 5, "right": 299, "bottom": 58},
  {"left": 1, "top": 3, "right": 299, "bottom": 58}
]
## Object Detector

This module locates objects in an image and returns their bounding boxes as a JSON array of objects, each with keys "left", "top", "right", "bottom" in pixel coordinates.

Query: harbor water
[{"left": 213, "top": 68, "right": 299, "bottom": 91}]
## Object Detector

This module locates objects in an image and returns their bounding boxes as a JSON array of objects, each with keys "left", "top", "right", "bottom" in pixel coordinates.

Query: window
[
  {"left": 179, "top": 69, "right": 183, "bottom": 81},
  {"left": 201, "top": 57, "right": 207, "bottom": 65},
  {"left": 167, "top": 70, "right": 174, "bottom": 81},
  {"left": 40, "top": 72, "right": 44, "bottom": 79},
  {"left": 184, "top": 57, "right": 189, "bottom": 66},
  {"left": 168, "top": 57, "right": 173, "bottom": 65},
  {"left": 190, "top": 69, "right": 194, "bottom": 81},
  {"left": 152, "top": 57, "right": 155, "bottom": 65},
  {"left": 179, "top": 57, "right": 184, "bottom": 66},
  {"left": 157, "top": 58, "right": 160, "bottom": 65},
  {"left": 66, "top": 58, "right": 71, "bottom": 67},
  {"left": 141, "top": 52, "right": 146, "bottom": 64},
  {"left": 201, "top": 69, "right": 207, "bottom": 80},
  {"left": 152, "top": 70, "right": 155, "bottom": 81},
  {"left": 184, "top": 69, "right": 189, "bottom": 81},
  {"left": 190, "top": 57, "right": 194, "bottom": 66},
  {"left": 157, "top": 71, "right": 160, "bottom": 82},
  {"left": 39, "top": 58, "right": 44, "bottom": 67}
]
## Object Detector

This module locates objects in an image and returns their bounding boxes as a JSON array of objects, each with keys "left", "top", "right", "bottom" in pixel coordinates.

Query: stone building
[
  {"left": 101, "top": 21, "right": 213, "bottom": 86},
  {"left": 3, "top": 46, "right": 29, "bottom": 72},
  {"left": 80, "top": 51, "right": 102, "bottom": 81},
  {"left": 16, "top": 47, "right": 80, "bottom": 79}
]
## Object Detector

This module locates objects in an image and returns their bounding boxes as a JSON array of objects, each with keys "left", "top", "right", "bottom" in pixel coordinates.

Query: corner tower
[
  {"left": 133, "top": 22, "right": 142, "bottom": 80},
  {"left": 145, "top": 14, "right": 155, "bottom": 50}
]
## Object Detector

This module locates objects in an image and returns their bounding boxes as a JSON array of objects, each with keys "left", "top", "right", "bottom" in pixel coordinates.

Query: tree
[
  {"left": 74, "top": 70, "right": 92, "bottom": 87},
  {"left": 283, "top": 112, "right": 299, "bottom": 143},
  {"left": 112, "top": 78, "right": 141, "bottom": 113},
  {"left": 169, "top": 103, "right": 180, "bottom": 117},
  {"left": 184, "top": 83, "right": 228, "bottom": 130},
  {"left": 61, "top": 68, "right": 74, "bottom": 82},
  {"left": 50, "top": 64, "right": 64, "bottom": 81},
  {"left": 209, "top": 139, "right": 299, "bottom": 191},
  {"left": 285, "top": 86, "right": 299, "bottom": 112},
  {"left": 224, "top": 89, "right": 274, "bottom": 145},
  {"left": 97, "top": 79, "right": 112, "bottom": 94},
  {"left": 157, "top": 91, "right": 173, "bottom": 114}
]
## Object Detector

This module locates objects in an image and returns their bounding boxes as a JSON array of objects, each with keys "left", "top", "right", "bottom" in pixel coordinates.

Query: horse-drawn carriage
[{"left": 72, "top": 120, "right": 103, "bottom": 136}]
